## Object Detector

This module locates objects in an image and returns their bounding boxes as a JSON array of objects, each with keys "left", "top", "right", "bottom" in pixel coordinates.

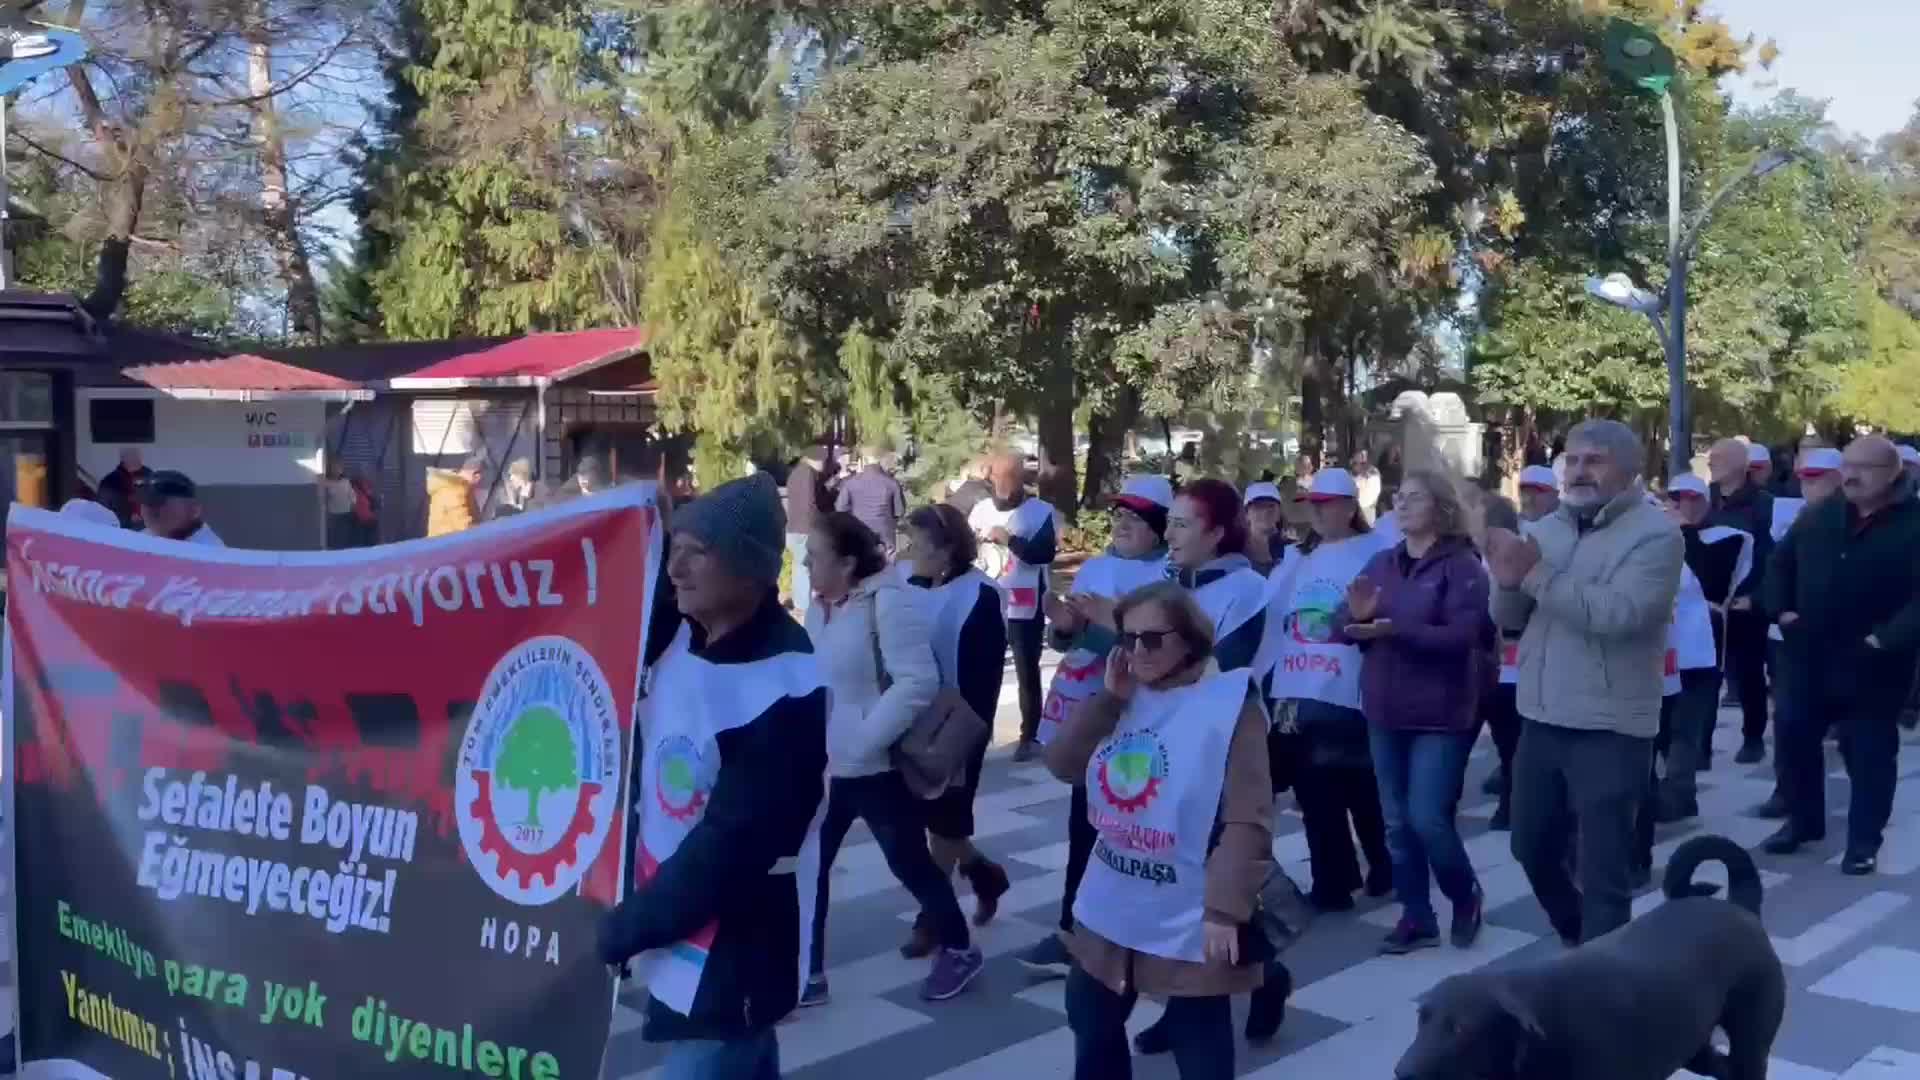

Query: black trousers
[
  {"left": 1483, "top": 682, "right": 1522, "bottom": 816},
  {"left": 1060, "top": 784, "right": 1096, "bottom": 932},
  {"left": 1009, "top": 615, "right": 1046, "bottom": 743},
  {"left": 812, "top": 772, "right": 969, "bottom": 975},
  {"left": 1067, "top": 967, "right": 1232, "bottom": 1080},
  {"left": 1510, "top": 719, "right": 1653, "bottom": 943},
  {"left": 1777, "top": 670, "right": 1904, "bottom": 858},
  {"left": 1726, "top": 610, "right": 1773, "bottom": 742},
  {"left": 1292, "top": 713, "right": 1389, "bottom": 900}
]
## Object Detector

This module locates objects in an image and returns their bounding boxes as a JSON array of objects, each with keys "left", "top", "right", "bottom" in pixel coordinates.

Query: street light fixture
[
  {"left": 1591, "top": 18, "right": 1810, "bottom": 478},
  {"left": 1586, "top": 273, "right": 1662, "bottom": 316}
]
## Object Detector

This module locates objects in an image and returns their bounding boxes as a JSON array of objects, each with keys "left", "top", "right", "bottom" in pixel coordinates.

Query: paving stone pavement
[{"left": 599, "top": 655, "right": 1920, "bottom": 1078}]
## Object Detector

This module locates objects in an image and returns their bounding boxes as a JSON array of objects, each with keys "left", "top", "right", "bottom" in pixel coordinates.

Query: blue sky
[{"left": 1718, "top": 0, "right": 1920, "bottom": 142}]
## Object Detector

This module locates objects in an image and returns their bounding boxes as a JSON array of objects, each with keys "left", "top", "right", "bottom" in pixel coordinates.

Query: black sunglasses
[{"left": 1120, "top": 629, "right": 1178, "bottom": 651}]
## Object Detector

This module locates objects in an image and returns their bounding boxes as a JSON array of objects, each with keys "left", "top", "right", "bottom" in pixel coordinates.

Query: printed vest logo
[
  {"left": 1284, "top": 579, "right": 1340, "bottom": 644},
  {"left": 653, "top": 735, "right": 714, "bottom": 822},
  {"left": 456, "top": 635, "right": 621, "bottom": 905},
  {"left": 1094, "top": 733, "right": 1169, "bottom": 813}
]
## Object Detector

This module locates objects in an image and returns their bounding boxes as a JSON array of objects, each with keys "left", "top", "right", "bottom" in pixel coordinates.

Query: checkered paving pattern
[{"left": 603, "top": 657, "right": 1920, "bottom": 1079}]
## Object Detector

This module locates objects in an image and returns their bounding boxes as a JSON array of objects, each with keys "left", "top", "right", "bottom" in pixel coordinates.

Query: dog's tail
[{"left": 1662, "top": 834, "right": 1763, "bottom": 915}]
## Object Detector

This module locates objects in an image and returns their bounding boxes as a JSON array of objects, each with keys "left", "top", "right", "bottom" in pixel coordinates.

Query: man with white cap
[
  {"left": 1747, "top": 442, "right": 1774, "bottom": 487},
  {"left": 1652, "top": 474, "right": 1750, "bottom": 819},
  {"left": 1706, "top": 438, "right": 1776, "bottom": 765},
  {"left": 1517, "top": 465, "right": 1559, "bottom": 522}
]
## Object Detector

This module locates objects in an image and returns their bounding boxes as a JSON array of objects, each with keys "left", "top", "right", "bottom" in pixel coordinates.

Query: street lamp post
[
  {"left": 1585, "top": 147, "right": 1802, "bottom": 478},
  {"left": 1592, "top": 19, "right": 1803, "bottom": 478}
]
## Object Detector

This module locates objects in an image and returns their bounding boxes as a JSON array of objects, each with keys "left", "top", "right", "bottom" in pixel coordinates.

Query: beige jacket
[
  {"left": 1491, "top": 486, "right": 1684, "bottom": 739},
  {"left": 1044, "top": 660, "right": 1273, "bottom": 998}
]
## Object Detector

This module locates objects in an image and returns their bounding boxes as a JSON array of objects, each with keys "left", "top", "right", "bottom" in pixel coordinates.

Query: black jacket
[
  {"left": 601, "top": 582, "right": 828, "bottom": 1040},
  {"left": 1764, "top": 488, "right": 1920, "bottom": 708},
  {"left": 1708, "top": 483, "right": 1774, "bottom": 599},
  {"left": 1682, "top": 524, "right": 1750, "bottom": 665}
]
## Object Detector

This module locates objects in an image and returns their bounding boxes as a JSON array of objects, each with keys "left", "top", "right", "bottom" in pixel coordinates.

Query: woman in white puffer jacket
[{"left": 803, "top": 511, "right": 985, "bottom": 1007}]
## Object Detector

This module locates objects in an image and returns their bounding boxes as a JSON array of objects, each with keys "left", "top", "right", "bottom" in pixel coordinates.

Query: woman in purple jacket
[{"left": 1338, "top": 469, "right": 1491, "bottom": 955}]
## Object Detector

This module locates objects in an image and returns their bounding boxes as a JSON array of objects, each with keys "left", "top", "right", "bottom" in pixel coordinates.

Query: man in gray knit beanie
[{"left": 672, "top": 473, "right": 787, "bottom": 588}]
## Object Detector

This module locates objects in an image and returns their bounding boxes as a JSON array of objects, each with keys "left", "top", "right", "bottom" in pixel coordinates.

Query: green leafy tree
[
  {"left": 1826, "top": 291, "right": 1920, "bottom": 435},
  {"left": 357, "top": 0, "right": 632, "bottom": 337},
  {"left": 496, "top": 707, "right": 580, "bottom": 829},
  {"left": 728, "top": 0, "right": 1430, "bottom": 512}
]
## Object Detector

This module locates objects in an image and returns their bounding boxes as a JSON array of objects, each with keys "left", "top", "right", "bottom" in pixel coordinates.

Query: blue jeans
[
  {"left": 786, "top": 533, "right": 811, "bottom": 617},
  {"left": 1367, "top": 727, "right": 1479, "bottom": 930},
  {"left": 659, "top": 1031, "right": 780, "bottom": 1080}
]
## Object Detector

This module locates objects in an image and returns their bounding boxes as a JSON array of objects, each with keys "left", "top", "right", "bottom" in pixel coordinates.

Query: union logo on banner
[{"left": 456, "top": 635, "right": 622, "bottom": 906}]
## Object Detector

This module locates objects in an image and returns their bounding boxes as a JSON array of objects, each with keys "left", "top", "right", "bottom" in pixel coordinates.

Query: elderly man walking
[
  {"left": 1486, "top": 419, "right": 1684, "bottom": 945},
  {"left": 1763, "top": 436, "right": 1920, "bottom": 875}
]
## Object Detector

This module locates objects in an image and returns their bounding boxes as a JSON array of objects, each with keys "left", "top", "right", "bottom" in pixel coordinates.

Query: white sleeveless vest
[
  {"left": 923, "top": 568, "right": 998, "bottom": 687},
  {"left": 1769, "top": 500, "right": 1809, "bottom": 642},
  {"left": 1072, "top": 671, "right": 1249, "bottom": 962},
  {"left": 1191, "top": 566, "right": 1269, "bottom": 657},
  {"left": 970, "top": 497, "right": 1058, "bottom": 621},
  {"left": 1258, "top": 534, "right": 1384, "bottom": 709},
  {"left": 629, "top": 624, "right": 826, "bottom": 1014},
  {"left": 1038, "top": 551, "right": 1168, "bottom": 745}
]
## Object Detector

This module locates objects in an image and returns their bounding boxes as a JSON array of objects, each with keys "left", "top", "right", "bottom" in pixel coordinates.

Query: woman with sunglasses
[
  {"left": 1261, "top": 468, "right": 1392, "bottom": 913},
  {"left": 899, "top": 503, "right": 1013, "bottom": 956},
  {"left": 1019, "top": 475, "right": 1174, "bottom": 978},
  {"left": 1133, "top": 476, "right": 1287, "bottom": 1055},
  {"left": 1046, "top": 582, "right": 1273, "bottom": 1080}
]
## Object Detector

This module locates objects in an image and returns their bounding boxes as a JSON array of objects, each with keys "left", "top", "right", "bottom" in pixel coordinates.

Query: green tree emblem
[
  {"left": 1111, "top": 752, "right": 1151, "bottom": 789},
  {"left": 495, "top": 706, "right": 579, "bottom": 829}
]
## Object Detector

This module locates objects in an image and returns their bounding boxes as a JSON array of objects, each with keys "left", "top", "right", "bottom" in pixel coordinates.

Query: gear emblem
[
  {"left": 1094, "top": 733, "right": 1167, "bottom": 814},
  {"left": 456, "top": 636, "right": 622, "bottom": 906}
]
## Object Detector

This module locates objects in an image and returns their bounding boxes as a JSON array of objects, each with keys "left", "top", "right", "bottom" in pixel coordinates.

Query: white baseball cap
[
  {"left": 1898, "top": 445, "right": 1920, "bottom": 466},
  {"left": 1306, "top": 468, "right": 1359, "bottom": 502},
  {"left": 1667, "top": 473, "right": 1710, "bottom": 499},
  {"left": 1518, "top": 465, "right": 1557, "bottom": 491},
  {"left": 1243, "top": 481, "right": 1282, "bottom": 505},
  {"left": 1114, "top": 474, "right": 1174, "bottom": 512},
  {"left": 1747, "top": 443, "right": 1772, "bottom": 466},
  {"left": 1796, "top": 447, "right": 1842, "bottom": 476}
]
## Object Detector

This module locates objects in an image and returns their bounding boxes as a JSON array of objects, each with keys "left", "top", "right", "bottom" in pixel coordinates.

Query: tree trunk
[
  {"left": 1035, "top": 392, "right": 1078, "bottom": 523},
  {"left": 1299, "top": 339, "right": 1334, "bottom": 467},
  {"left": 84, "top": 168, "right": 145, "bottom": 320},
  {"left": 1081, "top": 386, "right": 1139, "bottom": 510},
  {"left": 248, "top": 19, "right": 322, "bottom": 337}
]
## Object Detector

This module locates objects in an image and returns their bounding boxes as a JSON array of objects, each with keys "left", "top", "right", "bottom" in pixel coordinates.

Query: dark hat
[
  {"left": 139, "top": 470, "right": 197, "bottom": 505},
  {"left": 672, "top": 473, "right": 785, "bottom": 586}
]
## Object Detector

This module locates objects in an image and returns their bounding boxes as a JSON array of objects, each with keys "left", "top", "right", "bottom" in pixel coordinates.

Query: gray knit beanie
[{"left": 673, "top": 473, "right": 786, "bottom": 586}]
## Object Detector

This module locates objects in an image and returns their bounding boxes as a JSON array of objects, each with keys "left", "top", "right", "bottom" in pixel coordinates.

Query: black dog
[{"left": 1395, "top": 834, "right": 1785, "bottom": 1080}]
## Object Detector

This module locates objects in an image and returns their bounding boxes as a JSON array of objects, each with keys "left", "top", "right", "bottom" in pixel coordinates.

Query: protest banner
[{"left": 3, "top": 487, "right": 660, "bottom": 1079}]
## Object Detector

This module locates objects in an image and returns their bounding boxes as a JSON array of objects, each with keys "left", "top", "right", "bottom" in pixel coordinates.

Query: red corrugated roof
[
  {"left": 392, "top": 327, "right": 649, "bottom": 384},
  {"left": 121, "top": 353, "right": 362, "bottom": 392}
]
